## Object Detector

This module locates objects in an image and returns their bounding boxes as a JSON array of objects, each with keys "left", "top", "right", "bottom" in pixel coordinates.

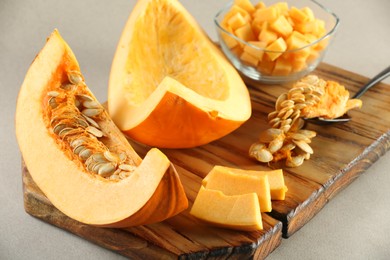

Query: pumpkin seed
[
  {"left": 86, "top": 126, "right": 104, "bottom": 137},
  {"left": 83, "top": 100, "right": 100, "bottom": 109},
  {"left": 98, "top": 163, "right": 116, "bottom": 177},
  {"left": 76, "top": 94, "right": 94, "bottom": 102},
  {"left": 73, "top": 145, "right": 86, "bottom": 155},
  {"left": 68, "top": 71, "right": 83, "bottom": 85},
  {"left": 104, "top": 151, "right": 119, "bottom": 163},
  {"left": 79, "top": 149, "right": 92, "bottom": 161},
  {"left": 61, "top": 83, "right": 76, "bottom": 91},
  {"left": 118, "top": 152, "right": 127, "bottom": 163},
  {"left": 49, "top": 97, "right": 58, "bottom": 108},
  {"left": 293, "top": 139, "right": 313, "bottom": 154},
  {"left": 53, "top": 123, "right": 67, "bottom": 134},
  {"left": 47, "top": 91, "right": 59, "bottom": 97},
  {"left": 82, "top": 115, "right": 100, "bottom": 128},
  {"left": 286, "top": 154, "right": 305, "bottom": 167},
  {"left": 119, "top": 164, "right": 136, "bottom": 172},
  {"left": 82, "top": 108, "right": 103, "bottom": 117}
]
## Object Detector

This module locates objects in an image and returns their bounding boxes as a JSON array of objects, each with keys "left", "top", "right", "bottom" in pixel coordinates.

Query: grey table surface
[{"left": 1, "top": 0, "right": 390, "bottom": 259}]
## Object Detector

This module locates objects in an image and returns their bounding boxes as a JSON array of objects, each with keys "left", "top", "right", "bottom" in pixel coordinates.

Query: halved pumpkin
[
  {"left": 108, "top": 0, "right": 251, "bottom": 148},
  {"left": 15, "top": 30, "right": 188, "bottom": 227}
]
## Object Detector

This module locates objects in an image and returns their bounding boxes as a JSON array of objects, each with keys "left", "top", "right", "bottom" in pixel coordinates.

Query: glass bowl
[{"left": 214, "top": 0, "right": 340, "bottom": 84}]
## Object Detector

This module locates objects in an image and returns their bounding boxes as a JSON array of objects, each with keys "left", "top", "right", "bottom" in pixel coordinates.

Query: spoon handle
[{"left": 352, "top": 65, "right": 390, "bottom": 99}]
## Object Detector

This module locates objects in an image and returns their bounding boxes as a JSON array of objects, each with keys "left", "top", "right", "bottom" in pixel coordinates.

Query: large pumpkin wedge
[
  {"left": 108, "top": 0, "right": 251, "bottom": 148},
  {"left": 15, "top": 30, "right": 188, "bottom": 227}
]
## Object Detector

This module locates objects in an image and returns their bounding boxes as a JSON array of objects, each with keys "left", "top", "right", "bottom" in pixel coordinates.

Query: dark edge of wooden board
[{"left": 22, "top": 161, "right": 283, "bottom": 259}]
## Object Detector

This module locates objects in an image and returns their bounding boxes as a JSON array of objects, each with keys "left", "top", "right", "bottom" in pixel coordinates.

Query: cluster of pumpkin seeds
[
  {"left": 249, "top": 75, "right": 325, "bottom": 167},
  {"left": 46, "top": 70, "right": 136, "bottom": 180}
]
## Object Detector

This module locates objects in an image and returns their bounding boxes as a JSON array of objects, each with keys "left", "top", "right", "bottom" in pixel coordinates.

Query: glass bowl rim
[{"left": 214, "top": 0, "right": 340, "bottom": 54}]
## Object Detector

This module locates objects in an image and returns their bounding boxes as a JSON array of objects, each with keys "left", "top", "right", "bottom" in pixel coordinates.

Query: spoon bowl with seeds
[{"left": 304, "top": 65, "right": 390, "bottom": 126}]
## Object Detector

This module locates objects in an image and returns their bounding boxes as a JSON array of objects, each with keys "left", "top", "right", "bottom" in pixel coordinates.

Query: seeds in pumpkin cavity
[
  {"left": 79, "top": 149, "right": 92, "bottom": 161},
  {"left": 68, "top": 71, "right": 83, "bottom": 85},
  {"left": 86, "top": 126, "right": 104, "bottom": 137},
  {"left": 82, "top": 115, "right": 100, "bottom": 128},
  {"left": 47, "top": 91, "right": 59, "bottom": 97},
  {"left": 119, "top": 171, "right": 130, "bottom": 179},
  {"left": 76, "top": 94, "right": 94, "bottom": 102},
  {"left": 61, "top": 83, "right": 75, "bottom": 91},
  {"left": 119, "top": 152, "right": 127, "bottom": 163},
  {"left": 82, "top": 108, "right": 103, "bottom": 117},
  {"left": 83, "top": 100, "right": 100, "bottom": 109},
  {"left": 70, "top": 138, "right": 85, "bottom": 148},
  {"left": 119, "top": 164, "right": 136, "bottom": 172},
  {"left": 53, "top": 123, "right": 67, "bottom": 134},
  {"left": 76, "top": 118, "right": 89, "bottom": 128},
  {"left": 73, "top": 145, "right": 86, "bottom": 155},
  {"left": 104, "top": 151, "right": 119, "bottom": 163},
  {"left": 58, "top": 127, "right": 74, "bottom": 137},
  {"left": 98, "top": 163, "right": 116, "bottom": 177},
  {"left": 49, "top": 97, "right": 58, "bottom": 108},
  {"left": 75, "top": 99, "right": 81, "bottom": 108}
]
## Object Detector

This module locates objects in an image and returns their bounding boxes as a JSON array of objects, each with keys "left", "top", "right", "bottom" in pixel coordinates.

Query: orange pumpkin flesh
[
  {"left": 301, "top": 80, "right": 362, "bottom": 119},
  {"left": 108, "top": 0, "right": 251, "bottom": 148},
  {"left": 15, "top": 30, "right": 188, "bottom": 227}
]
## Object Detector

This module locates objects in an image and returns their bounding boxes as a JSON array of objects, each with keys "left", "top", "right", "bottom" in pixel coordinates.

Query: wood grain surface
[{"left": 22, "top": 63, "right": 390, "bottom": 258}]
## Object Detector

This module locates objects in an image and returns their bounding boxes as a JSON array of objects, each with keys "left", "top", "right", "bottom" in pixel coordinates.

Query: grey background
[{"left": 1, "top": 0, "right": 390, "bottom": 259}]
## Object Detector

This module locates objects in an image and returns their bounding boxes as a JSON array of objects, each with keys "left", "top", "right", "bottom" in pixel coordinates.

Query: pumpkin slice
[
  {"left": 15, "top": 30, "right": 188, "bottom": 227},
  {"left": 108, "top": 0, "right": 251, "bottom": 148},
  {"left": 190, "top": 186, "right": 263, "bottom": 231}
]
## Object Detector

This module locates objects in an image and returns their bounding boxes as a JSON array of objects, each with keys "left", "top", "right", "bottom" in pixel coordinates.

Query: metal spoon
[{"left": 304, "top": 65, "right": 390, "bottom": 125}]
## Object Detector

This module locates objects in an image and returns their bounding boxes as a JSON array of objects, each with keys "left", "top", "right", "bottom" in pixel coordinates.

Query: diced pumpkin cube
[
  {"left": 221, "top": 32, "right": 239, "bottom": 49},
  {"left": 289, "top": 6, "right": 309, "bottom": 23},
  {"left": 253, "top": 7, "right": 278, "bottom": 23},
  {"left": 230, "top": 45, "right": 244, "bottom": 57},
  {"left": 244, "top": 41, "right": 267, "bottom": 61},
  {"left": 240, "top": 51, "right": 259, "bottom": 66},
  {"left": 224, "top": 5, "right": 251, "bottom": 22},
  {"left": 266, "top": 37, "right": 287, "bottom": 61},
  {"left": 270, "top": 15, "right": 293, "bottom": 37},
  {"left": 258, "top": 22, "right": 278, "bottom": 44},
  {"left": 270, "top": 2, "right": 289, "bottom": 15},
  {"left": 258, "top": 55, "right": 275, "bottom": 75},
  {"left": 314, "top": 38, "right": 329, "bottom": 51},
  {"left": 302, "top": 7, "right": 315, "bottom": 22},
  {"left": 272, "top": 58, "right": 292, "bottom": 76},
  {"left": 254, "top": 1, "right": 266, "bottom": 10},
  {"left": 291, "top": 57, "right": 307, "bottom": 72},
  {"left": 306, "top": 50, "right": 319, "bottom": 63},
  {"left": 313, "top": 19, "right": 326, "bottom": 37},
  {"left": 227, "top": 12, "right": 248, "bottom": 30},
  {"left": 234, "top": 0, "right": 255, "bottom": 13},
  {"left": 286, "top": 31, "right": 308, "bottom": 50},
  {"left": 295, "top": 21, "right": 316, "bottom": 34},
  {"left": 234, "top": 23, "right": 256, "bottom": 42}
]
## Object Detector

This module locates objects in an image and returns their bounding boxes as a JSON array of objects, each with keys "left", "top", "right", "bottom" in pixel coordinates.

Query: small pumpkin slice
[
  {"left": 190, "top": 186, "right": 263, "bottom": 231},
  {"left": 202, "top": 167, "right": 272, "bottom": 212},
  {"left": 108, "top": 0, "right": 251, "bottom": 148},
  {"left": 204, "top": 166, "right": 287, "bottom": 200},
  {"left": 15, "top": 30, "right": 188, "bottom": 227}
]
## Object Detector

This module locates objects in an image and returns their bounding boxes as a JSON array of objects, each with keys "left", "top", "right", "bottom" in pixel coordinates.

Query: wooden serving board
[{"left": 23, "top": 63, "right": 390, "bottom": 259}]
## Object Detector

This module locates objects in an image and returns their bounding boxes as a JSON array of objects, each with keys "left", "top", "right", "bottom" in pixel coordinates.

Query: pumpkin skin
[
  {"left": 15, "top": 30, "right": 188, "bottom": 227},
  {"left": 108, "top": 0, "right": 252, "bottom": 148}
]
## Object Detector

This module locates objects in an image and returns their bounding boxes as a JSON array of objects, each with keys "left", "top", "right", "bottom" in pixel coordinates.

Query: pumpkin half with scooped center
[
  {"left": 108, "top": 0, "right": 252, "bottom": 148},
  {"left": 15, "top": 30, "right": 188, "bottom": 227}
]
